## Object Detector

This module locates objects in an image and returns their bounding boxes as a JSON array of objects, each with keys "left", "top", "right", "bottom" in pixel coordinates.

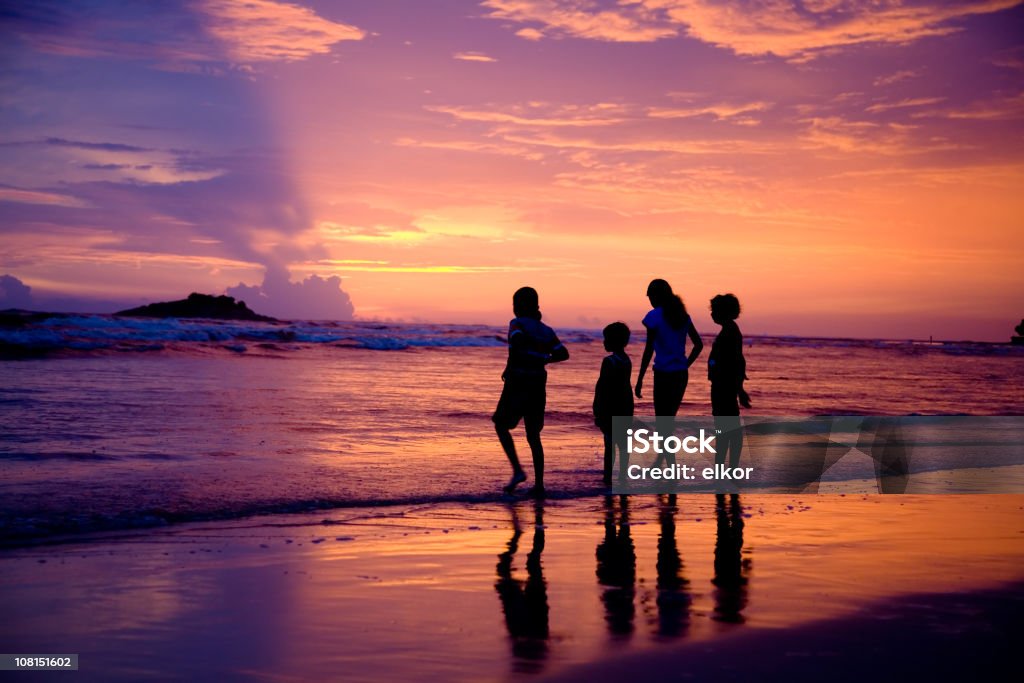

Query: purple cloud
[
  {"left": 0, "top": 274, "right": 34, "bottom": 309},
  {"left": 227, "top": 270, "right": 354, "bottom": 321}
]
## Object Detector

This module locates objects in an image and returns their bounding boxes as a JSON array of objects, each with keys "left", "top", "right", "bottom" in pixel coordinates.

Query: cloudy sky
[{"left": 1, "top": 0, "right": 1021, "bottom": 339}]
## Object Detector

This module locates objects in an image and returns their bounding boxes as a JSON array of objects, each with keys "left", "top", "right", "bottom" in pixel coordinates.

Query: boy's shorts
[
  {"left": 492, "top": 375, "right": 546, "bottom": 432},
  {"left": 711, "top": 383, "right": 740, "bottom": 416}
]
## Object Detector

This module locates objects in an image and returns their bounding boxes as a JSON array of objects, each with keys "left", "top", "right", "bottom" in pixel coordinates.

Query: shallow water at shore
[{"left": 2, "top": 325, "right": 1023, "bottom": 541}]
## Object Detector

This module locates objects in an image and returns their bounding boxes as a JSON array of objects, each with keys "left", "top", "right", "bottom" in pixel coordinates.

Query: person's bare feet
[
  {"left": 525, "top": 485, "right": 546, "bottom": 499},
  {"left": 503, "top": 471, "right": 527, "bottom": 494}
]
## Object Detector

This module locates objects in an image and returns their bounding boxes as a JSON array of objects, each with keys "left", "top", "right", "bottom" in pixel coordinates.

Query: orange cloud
[
  {"left": 800, "top": 116, "right": 963, "bottom": 155},
  {"left": 453, "top": 51, "right": 498, "bottom": 62},
  {"left": 873, "top": 69, "right": 920, "bottom": 87},
  {"left": 486, "top": 0, "right": 1022, "bottom": 60},
  {"left": 865, "top": 96, "right": 945, "bottom": 113},
  {"left": 515, "top": 27, "right": 545, "bottom": 40},
  {"left": 4, "top": 233, "right": 254, "bottom": 272},
  {"left": 394, "top": 137, "right": 546, "bottom": 161},
  {"left": 990, "top": 46, "right": 1024, "bottom": 71},
  {"left": 651, "top": 0, "right": 1019, "bottom": 58},
  {"left": 315, "top": 262, "right": 524, "bottom": 274},
  {"left": 11, "top": 0, "right": 366, "bottom": 67},
  {"left": 198, "top": 0, "right": 366, "bottom": 63},
  {"left": 647, "top": 100, "right": 772, "bottom": 121},
  {"left": 501, "top": 131, "right": 780, "bottom": 156},
  {"left": 937, "top": 92, "right": 1024, "bottom": 120},
  {"left": 481, "top": 0, "right": 677, "bottom": 42},
  {"left": 425, "top": 103, "right": 629, "bottom": 127},
  {"left": 0, "top": 187, "right": 92, "bottom": 208}
]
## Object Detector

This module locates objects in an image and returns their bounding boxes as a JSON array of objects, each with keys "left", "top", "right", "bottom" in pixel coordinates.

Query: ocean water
[{"left": 1, "top": 316, "right": 1023, "bottom": 542}]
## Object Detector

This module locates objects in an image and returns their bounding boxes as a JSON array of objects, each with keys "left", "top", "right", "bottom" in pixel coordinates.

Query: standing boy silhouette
[{"left": 493, "top": 287, "right": 569, "bottom": 497}]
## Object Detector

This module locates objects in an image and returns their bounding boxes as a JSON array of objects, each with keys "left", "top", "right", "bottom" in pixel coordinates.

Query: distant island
[
  {"left": 116, "top": 293, "right": 276, "bottom": 322},
  {"left": 1014, "top": 319, "right": 1024, "bottom": 346}
]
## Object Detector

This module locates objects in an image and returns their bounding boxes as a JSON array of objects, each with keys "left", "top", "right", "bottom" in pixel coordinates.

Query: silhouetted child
[
  {"left": 708, "top": 294, "right": 750, "bottom": 469},
  {"left": 593, "top": 322, "right": 634, "bottom": 486},
  {"left": 494, "top": 287, "right": 569, "bottom": 497}
]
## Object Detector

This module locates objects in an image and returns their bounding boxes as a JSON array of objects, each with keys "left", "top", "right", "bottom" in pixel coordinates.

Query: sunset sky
[{"left": 1, "top": 0, "right": 1022, "bottom": 340}]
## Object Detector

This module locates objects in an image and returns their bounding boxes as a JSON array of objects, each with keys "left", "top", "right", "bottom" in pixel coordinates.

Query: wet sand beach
[
  {"left": 2, "top": 494, "right": 1022, "bottom": 682},
  {"left": 549, "top": 580, "right": 1024, "bottom": 683}
]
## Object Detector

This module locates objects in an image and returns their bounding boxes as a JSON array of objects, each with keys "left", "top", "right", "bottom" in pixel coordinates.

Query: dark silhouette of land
[
  {"left": 116, "top": 293, "right": 275, "bottom": 321},
  {"left": 0, "top": 310, "right": 62, "bottom": 329},
  {"left": 1013, "top": 318, "right": 1023, "bottom": 345}
]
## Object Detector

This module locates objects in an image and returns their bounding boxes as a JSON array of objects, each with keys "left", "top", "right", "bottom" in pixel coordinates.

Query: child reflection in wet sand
[
  {"left": 712, "top": 493, "right": 749, "bottom": 623},
  {"left": 495, "top": 502, "right": 549, "bottom": 672},
  {"left": 493, "top": 287, "right": 569, "bottom": 498},
  {"left": 596, "top": 495, "right": 636, "bottom": 638}
]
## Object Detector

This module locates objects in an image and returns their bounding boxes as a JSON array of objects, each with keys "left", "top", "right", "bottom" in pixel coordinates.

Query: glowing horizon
[{"left": 1, "top": 1, "right": 1022, "bottom": 340}]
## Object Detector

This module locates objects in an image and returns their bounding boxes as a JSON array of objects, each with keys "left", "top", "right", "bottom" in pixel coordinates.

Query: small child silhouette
[
  {"left": 593, "top": 322, "right": 634, "bottom": 486},
  {"left": 708, "top": 294, "right": 750, "bottom": 469}
]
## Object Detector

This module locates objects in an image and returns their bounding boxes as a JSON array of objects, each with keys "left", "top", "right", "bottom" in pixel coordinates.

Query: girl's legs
[
  {"left": 653, "top": 370, "right": 688, "bottom": 467},
  {"left": 653, "top": 370, "right": 686, "bottom": 416}
]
